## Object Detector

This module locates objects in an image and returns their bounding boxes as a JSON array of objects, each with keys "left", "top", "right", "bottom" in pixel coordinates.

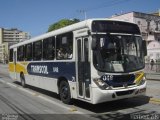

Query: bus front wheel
[
  {"left": 20, "top": 73, "right": 26, "bottom": 88},
  {"left": 59, "top": 81, "right": 72, "bottom": 104}
]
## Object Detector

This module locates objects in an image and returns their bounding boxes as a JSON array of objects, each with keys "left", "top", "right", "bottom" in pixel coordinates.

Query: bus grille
[
  {"left": 116, "top": 90, "right": 134, "bottom": 96},
  {"left": 112, "top": 83, "right": 135, "bottom": 88},
  {"left": 112, "top": 74, "right": 135, "bottom": 83},
  {"left": 106, "top": 74, "right": 135, "bottom": 88}
]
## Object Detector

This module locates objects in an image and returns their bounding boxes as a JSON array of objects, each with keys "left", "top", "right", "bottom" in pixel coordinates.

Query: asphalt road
[{"left": 0, "top": 64, "right": 160, "bottom": 120}]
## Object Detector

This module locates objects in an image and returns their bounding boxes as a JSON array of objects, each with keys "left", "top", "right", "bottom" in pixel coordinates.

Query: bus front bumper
[{"left": 92, "top": 81, "right": 146, "bottom": 104}]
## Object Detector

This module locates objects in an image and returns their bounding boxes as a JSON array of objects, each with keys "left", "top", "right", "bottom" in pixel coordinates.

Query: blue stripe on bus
[{"left": 27, "top": 62, "right": 76, "bottom": 81}]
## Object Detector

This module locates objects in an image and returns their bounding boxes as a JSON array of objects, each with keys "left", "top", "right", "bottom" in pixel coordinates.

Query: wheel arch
[{"left": 57, "top": 76, "right": 68, "bottom": 94}]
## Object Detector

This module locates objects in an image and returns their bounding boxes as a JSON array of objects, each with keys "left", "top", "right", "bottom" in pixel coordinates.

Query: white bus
[{"left": 9, "top": 19, "right": 147, "bottom": 104}]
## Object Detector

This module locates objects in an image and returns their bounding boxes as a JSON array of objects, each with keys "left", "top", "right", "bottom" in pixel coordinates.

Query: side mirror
[
  {"left": 92, "top": 38, "right": 97, "bottom": 50},
  {"left": 142, "top": 40, "right": 147, "bottom": 56}
]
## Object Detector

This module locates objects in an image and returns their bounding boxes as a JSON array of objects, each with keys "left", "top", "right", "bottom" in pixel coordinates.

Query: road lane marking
[
  {"left": 149, "top": 101, "right": 160, "bottom": 105},
  {"left": 37, "top": 95, "right": 82, "bottom": 114},
  {"left": 150, "top": 98, "right": 160, "bottom": 102},
  {"left": 149, "top": 98, "right": 160, "bottom": 104},
  {"left": 7, "top": 82, "right": 18, "bottom": 87},
  {"left": 33, "top": 93, "right": 39, "bottom": 96},
  {"left": 0, "top": 79, "right": 6, "bottom": 83},
  {"left": 18, "top": 87, "right": 37, "bottom": 95},
  {"left": 38, "top": 95, "right": 70, "bottom": 110},
  {"left": 69, "top": 107, "right": 78, "bottom": 112},
  {"left": 2, "top": 78, "right": 160, "bottom": 107},
  {"left": 0, "top": 79, "right": 84, "bottom": 114}
]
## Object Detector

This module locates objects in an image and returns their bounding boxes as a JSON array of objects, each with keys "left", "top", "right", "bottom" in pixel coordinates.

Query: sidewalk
[
  {"left": 145, "top": 68, "right": 160, "bottom": 81},
  {"left": 0, "top": 63, "right": 8, "bottom": 67},
  {"left": 145, "top": 72, "right": 160, "bottom": 81},
  {"left": 144, "top": 64, "right": 160, "bottom": 81}
]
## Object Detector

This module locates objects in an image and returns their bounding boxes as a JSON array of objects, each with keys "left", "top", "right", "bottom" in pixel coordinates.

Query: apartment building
[
  {"left": 109, "top": 11, "right": 160, "bottom": 62},
  {"left": 0, "top": 28, "right": 30, "bottom": 63},
  {"left": 0, "top": 42, "right": 8, "bottom": 63}
]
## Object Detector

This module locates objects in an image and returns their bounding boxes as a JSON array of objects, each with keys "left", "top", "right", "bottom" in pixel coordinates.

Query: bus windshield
[{"left": 93, "top": 34, "right": 145, "bottom": 73}]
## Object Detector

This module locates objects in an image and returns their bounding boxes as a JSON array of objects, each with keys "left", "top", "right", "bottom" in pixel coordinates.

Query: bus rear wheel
[
  {"left": 59, "top": 81, "right": 72, "bottom": 104},
  {"left": 20, "top": 73, "right": 26, "bottom": 88}
]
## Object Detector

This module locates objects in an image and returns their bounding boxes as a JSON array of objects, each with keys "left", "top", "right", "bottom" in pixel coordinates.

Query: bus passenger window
[
  {"left": 9, "top": 49, "right": 13, "bottom": 62},
  {"left": 43, "top": 37, "right": 55, "bottom": 60},
  {"left": 33, "top": 41, "right": 42, "bottom": 61},
  {"left": 56, "top": 32, "right": 73, "bottom": 60},
  {"left": 17, "top": 46, "right": 25, "bottom": 61},
  {"left": 25, "top": 43, "right": 32, "bottom": 61}
]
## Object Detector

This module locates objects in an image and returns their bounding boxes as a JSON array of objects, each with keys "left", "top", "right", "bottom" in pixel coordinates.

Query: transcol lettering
[{"left": 31, "top": 65, "right": 48, "bottom": 74}]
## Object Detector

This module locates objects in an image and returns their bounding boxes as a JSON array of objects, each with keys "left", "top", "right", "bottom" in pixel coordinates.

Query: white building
[
  {"left": 0, "top": 43, "right": 8, "bottom": 63},
  {"left": 0, "top": 28, "right": 30, "bottom": 45},
  {"left": 109, "top": 11, "right": 160, "bottom": 62},
  {"left": 0, "top": 28, "right": 30, "bottom": 63}
]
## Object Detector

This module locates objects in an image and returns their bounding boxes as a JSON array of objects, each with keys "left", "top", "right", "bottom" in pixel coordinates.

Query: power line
[
  {"left": 85, "top": 0, "right": 131, "bottom": 12},
  {"left": 77, "top": 0, "right": 132, "bottom": 20}
]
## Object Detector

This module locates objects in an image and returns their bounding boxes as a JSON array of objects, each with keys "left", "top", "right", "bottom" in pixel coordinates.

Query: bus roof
[{"left": 10, "top": 18, "right": 137, "bottom": 49}]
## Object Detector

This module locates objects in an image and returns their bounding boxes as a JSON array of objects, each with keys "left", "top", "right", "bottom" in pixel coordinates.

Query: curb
[{"left": 146, "top": 79, "right": 160, "bottom": 81}]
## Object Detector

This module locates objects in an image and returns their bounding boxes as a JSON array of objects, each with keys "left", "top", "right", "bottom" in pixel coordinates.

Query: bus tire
[
  {"left": 59, "top": 81, "right": 72, "bottom": 104},
  {"left": 20, "top": 73, "right": 26, "bottom": 88}
]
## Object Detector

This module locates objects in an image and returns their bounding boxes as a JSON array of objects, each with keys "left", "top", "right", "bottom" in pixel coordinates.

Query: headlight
[
  {"left": 135, "top": 72, "right": 146, "bottom": 86},
  {"left": 93, "top": 78, "right": 110, "bottom": 90},
  {"left": 138, "top": 76, "right": 146, "bottom": 86}
]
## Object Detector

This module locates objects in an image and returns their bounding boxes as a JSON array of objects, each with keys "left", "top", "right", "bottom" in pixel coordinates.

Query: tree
[{"left": 48, "top": 19, "right": 80, "bottom": 32}]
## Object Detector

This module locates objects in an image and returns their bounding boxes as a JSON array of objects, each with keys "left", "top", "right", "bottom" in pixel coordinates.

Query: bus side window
[
  {"left": 9, "top": 49, "right": 13, "bottom": 62},
  {"left": 56, "top": 32, "right": 73, "bottom": 60},
  {"left": 17, "top": 46, "right": 25, "bottom": 61},
  {"left": 33, "top": 41, "right": 42, "bottom": 61},
  {"left": 25, "top": 43, "right": 32, "bottom": 61},
  {"left": 43, "top": 36, "right": 55, "bottom": 60}
]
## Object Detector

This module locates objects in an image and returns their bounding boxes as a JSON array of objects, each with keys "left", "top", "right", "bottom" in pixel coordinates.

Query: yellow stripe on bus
[
  {"left": 134, "top": 72, "right": 144, "bottom": 85},
  {"left": 9, "top": 63, "right": 14, "bottom": 72},
  {"left": 8, "top": 62, "right": 29, "bottom": 74}
]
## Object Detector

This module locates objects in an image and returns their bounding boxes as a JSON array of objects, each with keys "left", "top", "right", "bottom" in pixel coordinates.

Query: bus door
[
  {"left": 76, "top": 37, "right": 91, "bottom": 100},
  {"left": 13, "top": 49, "right": 17, "bottom": 80}
]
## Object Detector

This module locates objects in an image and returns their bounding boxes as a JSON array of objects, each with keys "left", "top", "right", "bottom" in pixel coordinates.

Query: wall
[{"left": 0, "top": 28, "right": 3, "bottom": 44}]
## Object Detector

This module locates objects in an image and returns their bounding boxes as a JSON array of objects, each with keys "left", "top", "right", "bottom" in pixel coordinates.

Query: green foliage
[{"left": 48, "top": 19, "right": 80, "bottom": 32}]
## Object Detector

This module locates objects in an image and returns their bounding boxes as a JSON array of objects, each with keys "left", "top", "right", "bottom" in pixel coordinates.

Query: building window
[
  {"left": 33, "top": 41, "right": 42, "bottom": 60},
  {"left": 149, "top": 53, "right": 153, "bottom": 57},
  {"left": 156, "top": 53, "right": 160, "bottom": 58},
  {"left": 25, "top": 43, "right": 32, "bottom": 61},
  {"left": 137, "top": 21, "right": 141, "bottom": 25},
  {"left": 56, "top": 32, "right": 73, "bottom": 60},
  {"left": 43, "top": 37, "right": 55, "bottom": 60}
]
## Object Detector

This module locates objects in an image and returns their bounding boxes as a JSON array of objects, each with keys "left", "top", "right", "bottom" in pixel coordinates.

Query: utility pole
[{"left": 78, "top": 10, "right": 87, "bottom": 20}]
